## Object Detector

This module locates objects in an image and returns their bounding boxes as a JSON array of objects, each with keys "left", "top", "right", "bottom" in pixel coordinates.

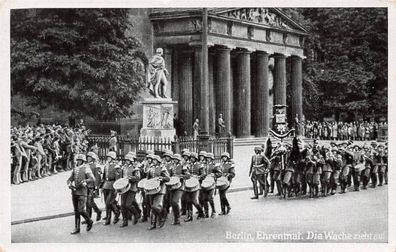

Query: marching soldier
[
  {"left": 338, "top": 146, "right": 354, "bottom": 193},
  {"left": 361, "top": 146, "right": 374, "bottom": 190},
  {"left": 139, "top": 150, "right": 154, "bottom": 222},
  {"left": 168, "top": 153, "right": 190, "bottom": 225},
  {"left": 201, "top": 152, "right": 221, "bottom": 218},
  {"left": 218, "top": 152, "right": 235, "bottom": 214},
  {"left": 84, "top": 152, "right": 102, "bottom": 223},
  {"left": 100, "top": 151, "right": 121, "bottom": 225},
  {"left": 184, "top": 152, "right": 205, "bottom": 222},
  {"left": 161, "top": 149, "right": 174, "bottom": 223},
  {"left": 249, "top": 146, "right": 270, "bottom": 199},
  {"left": 66, "top": 153, "right": 94, "bottom": 235},
  {"left": 120, "top": 152, "right": 141, "bottom": 227},
  {"left": 147, "top": 155, "right": 170, "bottom": 230},
  {"left": 180, "top": 150, "right": 191, "bottom": 216},
  {"left": 330, "top": 147, "right": 342, "bottom": 195}
]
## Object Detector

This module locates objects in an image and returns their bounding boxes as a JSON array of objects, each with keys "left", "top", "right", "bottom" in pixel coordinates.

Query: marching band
[{"left": 67, "top": 149, "right": 235, "bottom": 234}]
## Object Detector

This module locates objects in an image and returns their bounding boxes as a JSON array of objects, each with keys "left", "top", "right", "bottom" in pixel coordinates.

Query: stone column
[
  {"left": 193, "top": 46, "right": 202, "bottom": 126},
  {"left": 255, "top": 51, "right": 270, "bottom": 137},
  {"left": 179, "top": 49, "right": 194, "bottom": 135},
  {"left": 235, "top": 49, "right": 252, "bottom": 138},
  {"left": 216, "top": 47, "right": 232, "bottom": 136},
  {"left": 273, "top": 54, "right": 287, "bottom": 106},
  {"left": 208, "top": 51, "right": 216, "bottom": 135},
  {"left": 291, "top": 55, "right": 303, "bottom": 132}
]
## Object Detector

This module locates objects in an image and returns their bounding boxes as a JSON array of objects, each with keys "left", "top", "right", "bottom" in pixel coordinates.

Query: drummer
[
  {"left": 201, "top": 152, "right": 221, "bottom": 218},
  {"left": 184, "top": 152, "right": 205, "bottom": 222},
  {"left": 218, "top": 152, "right": 235, "bottom": 215},
  {"left": 197, "top": 151, "right": 207, "bottom": 208},
  {"left": 161, "top": 150, "right": 174, "bottom": 223},
  {"left": 147, "top": 154, "right": 170, "bottom": 230},
  {"left": 100, "top": 151, "right": 121, "bottom": 225},
  {"left": 168, "top": 153, "right": 189, "bottom": 225},
  {"left": 120, "top": 152, "right": 141, "bottom": 228},
  {"left": 180, "top": 150, "right": 191, "bottom": 216},
  {"left": 139, "top": 151, "right": 154, "bottom": 223}
]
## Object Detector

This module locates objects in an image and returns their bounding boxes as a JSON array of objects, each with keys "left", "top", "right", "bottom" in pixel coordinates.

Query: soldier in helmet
[
  {"left": 120, "top": 152, "right": 141, "bottom": 228},
  {"left": 66, "top": 153, "right": 95, "bottom": 235},
  {"left": 84, "top": 152, "right": 102, "bottom": 223},
  {"left": 180, "top": 150, "right": 191, "bottom": 216},
  {"left": 139, "top": 150, "right": 154, "bottom": 222},
  {"left": 249, "top": 146, "right": 270, "bottom": 199},
  {"left": 100, "top": 151, "right": 121, "bottom": 225},
  {"left": 218, "top": 152, "right": 235, "bottom": 214},
  {"left": 184, "top": 152, "right": 205, "bottom": 222},
  {"left": 201, "top": 152, "right": 221, "bottom": 218}
]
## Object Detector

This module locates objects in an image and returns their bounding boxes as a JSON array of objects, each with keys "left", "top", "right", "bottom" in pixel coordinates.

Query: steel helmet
[
  {"left": 76, "top": 153, "right": 87, "bottom": 162},
  {"left": 107, "top": 151, "right": 117, "bottom": 160},
  {"left": 221, "top": 152, "right": 230, "bottom": 159}
]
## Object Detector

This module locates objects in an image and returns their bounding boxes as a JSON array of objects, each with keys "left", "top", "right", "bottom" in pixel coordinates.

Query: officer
[
  {"left": 84, "top": 152, "right": 102, "bottom": 223},
  {"left": 66, "top": 153, "right": 94, "bottom": 235},
  {"left": 120, "top": 152, "right": 141, "bottom": 227},
  {"left": 249, "top": 146, "right": 270, "bottom": 199},
  {"left": 218, "top": 152, "right": 235, "bottom": 214},
  {"left": 100, "top": 151, "right": 121, "bottom": 225}
]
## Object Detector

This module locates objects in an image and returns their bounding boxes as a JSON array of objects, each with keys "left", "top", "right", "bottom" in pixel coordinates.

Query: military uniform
[
  {"left": 101, "top": 156, "right": 121, "bottom": 225},
  {"left": 201, "top": 153, "right": 221, "bottom": 218},
  {"left": 66, "top": 156, "right": 95, "bottom": 234},
  {"left": 168, "top": 157, "right": 189, "bottom": 225},
  {"left": 184, "top": 154, "right": 205, "bottom": 222},
  {"left": 249, "top": 148, "right": 270, "bottom": 199},
  {"left": 86, "top": 159, "right": 102, "bottom": 222},
  {"left": 147, "top": 156, "right": 170, "bottom": 230},
  {"left": 120, "top": 160, "right": 141, "bottom": 227},
  {"left": 218, "top": 153, "right": 235, "bottom": 214}
]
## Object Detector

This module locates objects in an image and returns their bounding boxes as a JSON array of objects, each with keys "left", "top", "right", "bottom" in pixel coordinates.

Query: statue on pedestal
[{"left": 147, "top": 48, "right": 168, "bottom": 98}]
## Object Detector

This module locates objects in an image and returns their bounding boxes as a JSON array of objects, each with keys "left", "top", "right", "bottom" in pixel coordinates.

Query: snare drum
[
  {"left": 137, "top": 178, "right": 148, "bottom": 189},
  {"left": 216, "top": 176, "right": 230, "bottom": 191},
  {"left": 201, "top": 175, "right": 216, "bottom": 191},
  {"left": 185, "top": 176, "right": 200, "bottom": 192},
  {"left": 165, "top": 176, "right": 181, "bottom": 190},
  {"left": 113, "top": 178, "right": 131, "bottom": 194},
  {"left": 144, "top": 178, "right": 161, "bottom": 195}
]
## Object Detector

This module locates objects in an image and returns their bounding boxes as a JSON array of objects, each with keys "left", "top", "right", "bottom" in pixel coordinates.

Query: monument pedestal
[{"left": 140, "top": 98, "right": 177, "bottom": 139}]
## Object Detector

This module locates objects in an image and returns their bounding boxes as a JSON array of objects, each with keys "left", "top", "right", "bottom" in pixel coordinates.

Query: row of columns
[{"left": 172, "top": 45, "right": 303, "bottom": 138}]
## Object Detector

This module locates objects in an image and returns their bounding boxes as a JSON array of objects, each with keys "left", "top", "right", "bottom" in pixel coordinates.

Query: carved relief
[
  {"left": 191, "top": 19, "right": 202, "bottom": 31},
  {"left": 223, "top": 8, "right": 292, "bottom": 30},
  {"left": 227, "top": 21, "right": 233, "bottom": 35},
  {"left": 283, "top": 33, "right": 288, "bottom": 44},
  {"left": 248, "top": 26, "right": 254, "bottom": 39},
  {"left": 266, "top": 30, "right": 272, "bottom": 41}
]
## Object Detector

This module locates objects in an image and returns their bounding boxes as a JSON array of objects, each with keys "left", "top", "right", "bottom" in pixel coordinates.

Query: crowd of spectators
[
  {"left": 10, "top": 124, "right": 91, "bottom": 185},
  {"left": 302, "top": 121, "right": 387, "bottom": 141}
]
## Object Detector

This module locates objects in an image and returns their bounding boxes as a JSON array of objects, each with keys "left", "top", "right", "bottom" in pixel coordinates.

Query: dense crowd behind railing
[
  {"left": 301, "top": 121, "right": 387, "bottom": 141},
  {"left": 10, "top": 124, "right": 90, "bottom": 185}
]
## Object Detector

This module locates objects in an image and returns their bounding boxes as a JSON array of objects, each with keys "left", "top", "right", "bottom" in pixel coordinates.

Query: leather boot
[
  {"left": 71, "top": 214, "right": 81, "bottom": 235},
  {"left": 121, "top": 218, "right": 128, "bottom": 228},
  {"left": 148, "top": 213, "right": 156, "bottom": 230},
  {"left": 96, "top": 210, "right": 102, "bottom": 221},
  {"left": 104, "top": 209, "right": 111, "bottom": 225},
  {"left": 113, "top": 206, "right": 120, "bottom": 224},
  {"left": 218, "top": 199, "right": 226, "bottom": 215},
  {"left": 184, "top": 210, "right": 193, "bottom": 222},
  {"left": 158, "top": 212, "right": 165, "bottom": 228},
  {"left": 172, "top": 209, "right": 180, "bottom": 225},
  {"left": 86, "top": 218, "right": 93, "bottom": 232}
]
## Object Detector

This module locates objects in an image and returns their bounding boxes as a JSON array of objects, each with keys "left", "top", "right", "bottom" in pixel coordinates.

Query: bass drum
[
  {"left": 185, "top": 176, "right": 200, "bottom": 192},
  {"left": 165, "top": 176, "right": 181, "bottom": 190},
  {"left": 201, "top": 175, "right": 216, "bottom": 191},
  {"left": 216, "top": 176, "right": 230, "bottom": 191},
  {"left": 144, "top": 178, "right": 161, "bottom": 195},
  {"left": 113, "top": 177, "right": 131, "bottom": 194},
  {"left": 137, "top": 178, "right": 148, "bottom": 189}
]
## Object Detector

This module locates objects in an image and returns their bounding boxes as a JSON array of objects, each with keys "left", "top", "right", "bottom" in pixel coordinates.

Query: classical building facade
[{"left": 132, "top": 8, "right": 307, "bottom": 138}]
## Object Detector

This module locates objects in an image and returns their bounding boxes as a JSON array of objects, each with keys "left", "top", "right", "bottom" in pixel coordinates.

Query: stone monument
[{"left": 140, "top": 48, "right": 177, "bottom": 138}]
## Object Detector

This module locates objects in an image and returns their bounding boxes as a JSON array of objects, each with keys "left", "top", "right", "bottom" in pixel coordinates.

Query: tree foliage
[
  {"left": 11, "top": 9, "right": 147, "bottom": 120},
  {"left": 283, "top": 8, "right": 387, "bottom": 120}
]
